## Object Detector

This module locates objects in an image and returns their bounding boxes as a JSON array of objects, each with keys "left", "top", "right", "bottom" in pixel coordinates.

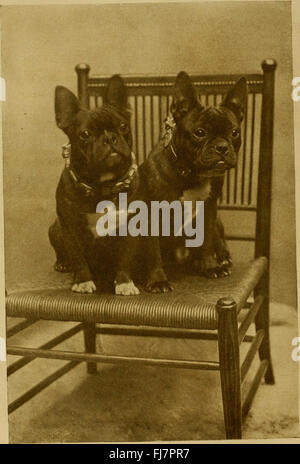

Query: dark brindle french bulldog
[
  {"left": 140, "top": 71, "right": 247, "bottom": 283},
  {"left": 48, "top": 75, "right": 141, "bottom": 295}
]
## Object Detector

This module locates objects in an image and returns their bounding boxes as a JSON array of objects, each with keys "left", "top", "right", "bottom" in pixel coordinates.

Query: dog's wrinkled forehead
[
  {"left": 77, "top": 105, "right": 130, "bottom": 134},
  {"left": 185, "top": 106, "right": 239, "bottom": 133}
]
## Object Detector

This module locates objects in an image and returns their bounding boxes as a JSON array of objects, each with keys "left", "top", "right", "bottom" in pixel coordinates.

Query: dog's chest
[{"left": 181, "top": 178, "right": 211, "bottom": 202}]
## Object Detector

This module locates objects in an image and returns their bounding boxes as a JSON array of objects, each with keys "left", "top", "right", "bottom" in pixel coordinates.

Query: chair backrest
[{"left": 75, "top": 61, "right": 276, "bottom": 262}]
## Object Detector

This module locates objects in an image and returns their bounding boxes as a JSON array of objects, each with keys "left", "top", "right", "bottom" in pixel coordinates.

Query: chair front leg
[
  {"left": 217, "top": 297, "right": 242, "bottom": 439},
  {"left": 83, "top": 322, "right": 97, "bottom": 374}
]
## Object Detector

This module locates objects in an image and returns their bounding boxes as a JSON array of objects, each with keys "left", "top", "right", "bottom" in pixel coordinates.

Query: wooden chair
[{"left": 5, "top": 59, "right": 277, "bottom": 439}]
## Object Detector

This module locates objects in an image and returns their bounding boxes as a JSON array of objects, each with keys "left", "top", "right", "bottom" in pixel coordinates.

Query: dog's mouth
[
  {"left": 97, "top": 152, "right": 131, "bottom": 184},
  {"left": 215, "top": 160, "right": 227, "bottom": 170},
  {"left": 97, "top": 151, "right": 136, "bottom": 187},
  {"left": 98, "top": 171, "right": 118, "bottom": 184},
  {"left": 197, "top": 160, "right": 234, "bottom": 178}
]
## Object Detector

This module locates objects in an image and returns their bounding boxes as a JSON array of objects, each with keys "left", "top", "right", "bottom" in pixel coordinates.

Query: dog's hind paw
[
  {"left": 194, "top": 255, "right": 231, "bottom": 279},
  {"left": 206, "top": 266, "right": 231, "bottom": 278},
  {"left": 115, "top": 281, "right": 140, "bottom": 296},
  {"left": 218, "top": 258, "right": 232, "bottom": 276},
  {"left": 54, "top": 260, "right": 72, "bottom": 273},
  {"left": 72, "top": 280, "right": 97, "bottom": 293}
]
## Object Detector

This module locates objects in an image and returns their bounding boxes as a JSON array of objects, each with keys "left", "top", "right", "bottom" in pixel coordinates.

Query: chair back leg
[
  {"left": 254, "top": 276, "right": 275, "bottom": 384},
  {"left": 83, "top": 323, "right": 97, "bottom": 374},
  {"left": 217, "top": 298, "right": 242, "bottom": 439}
]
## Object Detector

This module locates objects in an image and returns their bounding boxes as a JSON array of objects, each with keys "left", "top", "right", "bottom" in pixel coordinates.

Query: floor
[{"left": 6, "top": 302, "right": 299, "bottom": 443}]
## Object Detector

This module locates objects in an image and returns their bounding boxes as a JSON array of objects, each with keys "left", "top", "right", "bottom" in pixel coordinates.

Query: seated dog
[
  {"left": 140, "top": 71, "right": 247, "bottom": 282},
  {"left": 48, "top": 75, "right": 141, "bottom": 295}
]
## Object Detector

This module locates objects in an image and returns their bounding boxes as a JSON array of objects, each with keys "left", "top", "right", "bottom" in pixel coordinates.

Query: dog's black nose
[
  {"left": 104, "top": 130, "right": 118, "bottom": 146},
  {"left": 215, "top": 143, "right": 229, "bottom": 156}
]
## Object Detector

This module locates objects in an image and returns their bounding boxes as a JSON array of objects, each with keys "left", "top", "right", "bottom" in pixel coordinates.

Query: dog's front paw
[
  {"left": 194, "top": 255, "right": 231, "bottom": 279},
  {"left": 115, "top": 281, "right": 140, "bottom": 296},
  {"left": 146, "top": 281, "right": 173, "bottom": 293},
  {"left": 72, "top": 280, "right": 97, "bottom": 293}
]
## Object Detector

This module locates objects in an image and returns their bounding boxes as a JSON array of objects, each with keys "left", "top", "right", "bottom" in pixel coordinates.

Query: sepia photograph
[{"left": 0, "top": 0, "right": 298, "bottom": 444}]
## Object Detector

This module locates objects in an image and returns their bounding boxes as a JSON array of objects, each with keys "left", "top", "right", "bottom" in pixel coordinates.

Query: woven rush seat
[{"left": 6, "top": 257, "right": 267, "bottom": 330}]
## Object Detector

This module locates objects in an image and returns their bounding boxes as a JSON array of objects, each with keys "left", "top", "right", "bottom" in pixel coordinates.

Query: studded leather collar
[{"left": 61, "top": 142, "right": 138, "bottom": 199}]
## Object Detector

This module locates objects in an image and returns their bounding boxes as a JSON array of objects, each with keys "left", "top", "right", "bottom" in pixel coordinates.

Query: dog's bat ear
[
  {"left": 222, "top": 77, "right": 248, "bottom": 122},
  {"left": 171, "top": 71, "right": 198, "bottom": 121},
  {"left": 55, "top": 86, "right": 80, "bottom": 134},
  {"left": 104, "top": 74, "right": 128, "bottom": 109}
]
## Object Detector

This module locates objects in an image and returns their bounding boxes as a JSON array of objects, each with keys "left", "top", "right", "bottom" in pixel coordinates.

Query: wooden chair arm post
[
  {"left": 255, "top": 59, "right": 277, "bottom": 260},
  {"left": 75, "top": 63, "right": 90, "bottom": 109}
]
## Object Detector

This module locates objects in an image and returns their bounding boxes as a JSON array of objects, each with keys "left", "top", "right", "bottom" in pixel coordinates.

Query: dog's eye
[
  {"left": 194, "top": 128, "right": 206, "bottom": 138},
  {"left": 119, "top": 123, "right": 128, "bottom": 133},
  {"left": 79, "top": 130, "right": 90, "bottom": 141},
  {"left": 231, "top": 128, "right": 240, "bottom": 138}
]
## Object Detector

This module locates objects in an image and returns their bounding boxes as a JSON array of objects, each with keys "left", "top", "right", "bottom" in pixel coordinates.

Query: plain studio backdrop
[{"left": 1, "top": 1, "right": 296, "bottom": 308}]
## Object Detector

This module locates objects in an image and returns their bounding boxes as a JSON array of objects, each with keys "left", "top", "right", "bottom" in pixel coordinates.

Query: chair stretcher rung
[
  {"left": 6, "top": 319, "right": 38, "bottom": 338},
  {"left": 7, "top": 323, "right": 83, "bottom": 376},
  {"left": 97, "top": 325, "right": 254, "bottom": 341},
  {"left": 7, "top": 346, "right": 220, "bottom": 371},
  {"left": 242, "top": 359, "right": 268, "bottom": 418},
  {"left": 241, "top": 329, "right": 265, "bottom": 383},
  {"left": 8, "top": 361, "right": 79, "bottom": 414},
  {"left": 226, "top": 235, "right": 255, "bottom": 242},
  {"left": 239, "top": 295, "right": 264, "bottom": 343},
  {"left": 96, "top": 325, "right": 219, "bottom": 340}
]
